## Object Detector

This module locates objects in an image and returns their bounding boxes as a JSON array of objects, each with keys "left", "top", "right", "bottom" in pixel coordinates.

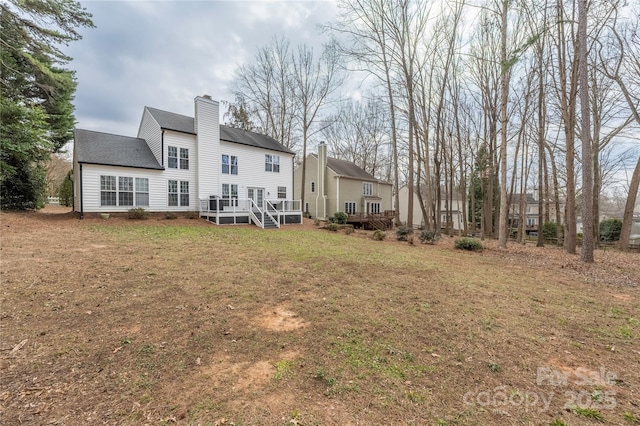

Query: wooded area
[{"left": 226, "top": 0, "right": 640, "bottom": 261}]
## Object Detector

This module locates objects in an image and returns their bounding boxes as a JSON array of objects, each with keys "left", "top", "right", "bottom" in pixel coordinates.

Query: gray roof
[
  {"left": 312, "top": 154, "right": 389, "bottom": 183},
  {"left": 146, "top": 107, "right": 293, "bottom": 155},
  {"left": 74, "top": 129, "right": 163, "bottom": 170},
  {"left": 146, "top": 107, "right": 195, "bottom": 134}
]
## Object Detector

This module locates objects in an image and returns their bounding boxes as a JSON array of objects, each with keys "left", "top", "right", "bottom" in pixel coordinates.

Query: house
[
  {"left": 293, "top": 143, "right": 393, "bottom": 224},
  {"left": 73, "top": 95, "right": 302, "bottom": 228},
  {"left": 397, "top": 185, "right": 466, "bottom": 231}
]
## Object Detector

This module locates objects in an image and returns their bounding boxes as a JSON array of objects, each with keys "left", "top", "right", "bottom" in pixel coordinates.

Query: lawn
[{"left": 1, "top": 208, "right": 639, "bottom": 425}]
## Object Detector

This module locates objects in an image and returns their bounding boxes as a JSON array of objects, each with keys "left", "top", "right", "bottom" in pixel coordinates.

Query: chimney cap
[{"left": 202, "top": 94, "right": 212, "bottom": 100}]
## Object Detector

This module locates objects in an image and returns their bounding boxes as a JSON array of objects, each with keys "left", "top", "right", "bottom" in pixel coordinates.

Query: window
[
  {"left": 527, "top": 218, "right": 536, "bottom": 227},
  {"left": 265, "top": 154, "right": 280, "bottom": 172},
  {"left": 118, "top": 177, "right": 134, "bottom": 206},
  {"left": 168, "top": 180, "right": 178, "bottom": 206},
  {"left": 180, "top": 148, "right": 189, "bottom": 170},
  {"left": 100, "top": 176, "right": 116, "bottom": 206},
  {"left": 363, "top": 182, "right": 373, "bottom": 196},
  {"left": 277, "top": 186, "right": 287, "bottom": 199},
  {"left": 168, "top": 146, "right": 178, "bottom": 169},
  {"left": 311, "top": 181, "right": 316, "bottom": 193},
  {"left": 345, "top": 202, "right": 356, "bottom": 215},
  {"left": 222, "top": 154, "right": 238, "bottom": 175},
  {"left": 370, "top": 202, "right": 381, "bottom": 214},
  {"left": 169, "top": 180, "right": 189, "bottom": 206},
  {"left": 221, "top": 183, "right": 238, "bottom": 207},
  {"left": 135, "top": 178, "right": 149, "bottom": 207},
  {"left": 180, "top": 181, "right": 189, "bottom": 206}
]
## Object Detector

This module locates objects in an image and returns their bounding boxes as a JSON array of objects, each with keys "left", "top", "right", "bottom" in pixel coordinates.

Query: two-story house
[
  {"left": 73, "top": 95, "right": 301, "bottom": 228},
  {"left": 294, "top": 142, "right": 393, "bottom": 222}
]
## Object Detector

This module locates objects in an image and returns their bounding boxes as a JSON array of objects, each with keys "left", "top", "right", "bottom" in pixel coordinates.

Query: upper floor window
[
  {"left": 168, "top": 146, "right": 178, "bottom": 169},
  {"left": 363, "top": 182, "right": 373, "bottom": 196},
  {"left": 311, "top": 181, "right": 316, "bottom": 193},
  {"left": 180, "top": 148, "right": 189, "bottom": 170},
  {"left": 222, "top": 154, "right": 238, "bottom": 175},
  {"left": 265, "top": 154, "right": 280, "bottom": 173}
]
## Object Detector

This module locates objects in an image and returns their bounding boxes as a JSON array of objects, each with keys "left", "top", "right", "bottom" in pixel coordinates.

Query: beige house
[
  {"left": 397, "top": 185, "right": 466, "bottom": 230},
  {"left": 294, "top": 143, "right": 393, "bottom": 220}
]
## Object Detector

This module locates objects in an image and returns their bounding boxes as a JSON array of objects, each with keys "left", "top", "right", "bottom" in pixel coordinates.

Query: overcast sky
[{"left": 67, "top": 0, "right": 338, "bottom": 137}]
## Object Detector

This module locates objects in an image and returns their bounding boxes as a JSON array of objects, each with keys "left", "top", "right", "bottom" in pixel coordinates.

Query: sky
[{"left": 67, "top": 0, "right": 339, "bottom": 138}]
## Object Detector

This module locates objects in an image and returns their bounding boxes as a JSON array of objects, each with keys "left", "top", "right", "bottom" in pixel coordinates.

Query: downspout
[
  {"left": 79, "top": 163, "right": 84, "bottom": 219},
  {"left": 336, "top": 176, "right": 340, "bottom": 214},
  {"left": 161, "top": 129, "right": 165, "bottom": 167}
]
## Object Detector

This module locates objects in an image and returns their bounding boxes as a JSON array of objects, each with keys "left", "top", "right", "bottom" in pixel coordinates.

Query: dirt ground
[{"left": 1, "top": 206, "right": 638, "bottom": 425}]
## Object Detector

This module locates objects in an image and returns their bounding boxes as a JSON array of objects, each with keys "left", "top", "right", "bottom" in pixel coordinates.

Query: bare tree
[{"left": 293, "top": 41, "right": 344, "bottom": 208}]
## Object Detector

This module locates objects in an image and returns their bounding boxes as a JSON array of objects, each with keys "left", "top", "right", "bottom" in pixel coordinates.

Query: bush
[
  {"left": 373, "top": 229, "right": 386, "bottom": 241},
  {"left": 326, "top": 223, "right": 340, "bottom": 232},
  {"left": 127, "top": 208, "right": 148, "bottom": 220},
  {"left": 599, "top": 218, "right": 622, "bottom": 242},
  {"left": 165, "top": 212, "right": 178, "bottom": 220},
  {"left": 333, "top": 212, "right": 348, "bottom": 225},
  {"left": 57, "top": 170, "right": 73, "bottom": 207},
  {"left": 396, "top": 225, "right": 413, "bottom": 241},
  {"left": 542, "top": 221, "right": 563, "bottom": 242},
  {"left": 454, "top": 237, "right": 483, "bottom": 251},
  {"left": 184, "top": 210, "right": 200, "bottom": 219},
  {"left": 419, "top": 230, "right": 439, "bottom": 245},
  {"left": 344, "top": 227, "right": 354, "bottom": 235}
]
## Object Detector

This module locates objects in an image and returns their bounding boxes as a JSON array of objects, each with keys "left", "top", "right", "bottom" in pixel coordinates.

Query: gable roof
[
  {"left": 74, "top": 129, "right": 163, "bottom": 170},
  {"left": 311, "top": 154, "right": 389, "bottom": 183},
  {"left": 145, "top": 106, "right": 293, "bottom": 155}
]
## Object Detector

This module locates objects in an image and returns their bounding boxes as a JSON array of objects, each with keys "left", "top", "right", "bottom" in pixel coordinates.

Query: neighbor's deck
[{"left": 346, "top": 210, "right": 396, "bottom": 230}]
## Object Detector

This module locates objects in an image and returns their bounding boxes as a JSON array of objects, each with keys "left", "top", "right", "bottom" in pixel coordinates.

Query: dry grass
[{"left": 1, "top": 207, "right": 639, "bottom": 425}]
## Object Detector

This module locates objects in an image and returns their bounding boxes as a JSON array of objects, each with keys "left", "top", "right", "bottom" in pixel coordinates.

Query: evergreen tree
[{"left": 0, "top": 0, "right": 93, "bottom": 209}]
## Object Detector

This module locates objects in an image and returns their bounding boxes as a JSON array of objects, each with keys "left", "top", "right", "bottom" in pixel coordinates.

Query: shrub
[
  {"left": 344, "top": 227, "right": 354, "bottom": 235},
  {"left": 542, "top": 221, "right": 563, "bottom": 242},
  {"left": 419, "top": 230, "right": 439, "bottom": 245},
  {"left": 57, "top": 170, "right": 73, "bottom": 207},
  {"left": 373, "top": 229, "right": 386, "bottom": 241},
  {"left": 600, "top": 218, "right": 622, "bottom": 242},
  {"left": 314, "top": 219, "right": 321, "bottom": 227},
  {"left": 454, "top": 237, "right": 483, "bottom": 251},
  {"left": 127, "top": 208, "right": 148, "bottom": 220},
  {"left": 396, "top": 225, "right": 413, "bottom": 241},
  {"left": 326, "top": 223, "right": 340, "bottom": 232},
  {"left": 165, "top": 212, "right": 178, "bottom": 220},
  {"left": 184, "top": 210, "right": 200, "bottom": 219},
  {"left": 333, "top": 212, "right": 348, "bottom": 225}
]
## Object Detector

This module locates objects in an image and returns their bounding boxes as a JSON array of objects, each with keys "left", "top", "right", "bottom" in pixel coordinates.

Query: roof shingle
[{"left": 74, "top": 129, "right": 163, "bottom": 170}]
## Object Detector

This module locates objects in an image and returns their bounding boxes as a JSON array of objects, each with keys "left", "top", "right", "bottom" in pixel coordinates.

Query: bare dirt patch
[{"left": 1, "top": 208, "right": 639, "bottom": 425}]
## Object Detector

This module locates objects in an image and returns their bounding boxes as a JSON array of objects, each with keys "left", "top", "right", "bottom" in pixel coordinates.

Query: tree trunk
[{"left": 618, "top": 156, "right": 640, "bottom": 251}]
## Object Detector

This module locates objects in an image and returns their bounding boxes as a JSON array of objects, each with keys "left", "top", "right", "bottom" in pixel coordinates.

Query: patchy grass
[{"left": 1, "top": 208, "right": 639, "bottom": 425}]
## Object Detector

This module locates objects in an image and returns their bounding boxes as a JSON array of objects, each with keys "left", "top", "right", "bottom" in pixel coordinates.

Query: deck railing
[{"left": 199, "top": 198, "right": 302, "bottom": 227}]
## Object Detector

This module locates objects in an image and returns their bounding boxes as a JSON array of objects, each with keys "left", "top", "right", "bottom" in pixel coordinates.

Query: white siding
[
  {"left": 137, "top": 108, "right": 162, "bottom": 165},
  {"left": 73, "top": 147, "right": 80, "bottom": 212},
  {"left": 162, "top": 131, "right": 198, "bottom": 210},
  {"left": 79, "top": 164, "right": 165, "bottom": 213},
  {"left": 218, "top": 141, "right": 293, "bottom": 201},
  {"left": 194, "top": 97, "right": 219, "bottom": 200}
]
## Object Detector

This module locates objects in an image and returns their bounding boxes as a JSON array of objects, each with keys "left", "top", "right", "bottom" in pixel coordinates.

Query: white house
[{"left": 73, "top": 95, "right": 302, "bottom": 228}]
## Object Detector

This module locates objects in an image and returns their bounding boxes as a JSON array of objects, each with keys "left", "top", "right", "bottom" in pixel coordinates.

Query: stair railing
[
  {"left": 264, "top": 200, "right": 281, "bottom": 228},
  {"left": 248, "top": 199, "right": 264, "bottom": 229}
]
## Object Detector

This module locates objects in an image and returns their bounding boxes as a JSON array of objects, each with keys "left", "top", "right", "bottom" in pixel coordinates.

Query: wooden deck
[{"left": 346, "top": 210, "right": 396, "bottom": 230}]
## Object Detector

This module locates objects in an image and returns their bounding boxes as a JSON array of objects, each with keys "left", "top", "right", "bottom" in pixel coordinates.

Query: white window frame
[
  {"left": 265, "top": 154, "right": 280, "bottom": 173},
  {"left": 100, "top": 175, "right": 116, "bottom": 206},
  {"left": 168, "top": 180, "right": 178, "bottom": 206},
  {"left": 363, "top": 182, "right": 373, "bottom": 196},
  {"left": 168, "top": 146, "right": 178, "bottom": 169},
  {"left": 118, "top": 176, "right": 134, "bottom": 206},
  {"left": 135, "top": 178, "right": 149, "bottom": 207},
  {"left": 179, "top": 148, "right": 189, "bottom": 170},
  {"left": 277, "top": 186, "right": 287, "bottom": 199},
  {"left": 345, "top": 202, "right": 356, "bottom": 215}
]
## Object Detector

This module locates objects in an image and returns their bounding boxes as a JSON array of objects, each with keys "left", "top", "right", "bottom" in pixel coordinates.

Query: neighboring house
[
  {"left": 397, "top": 185, "right": 466, "bottom": 231},
  {"left": 293, "top": 143, "right": 393, "bottom": 220},
  {"left": 508, "top": 193, "right": 540, "bottom": 234},
  {"left": 73, "top": 95, "right": 301, "bottom": 228}
]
